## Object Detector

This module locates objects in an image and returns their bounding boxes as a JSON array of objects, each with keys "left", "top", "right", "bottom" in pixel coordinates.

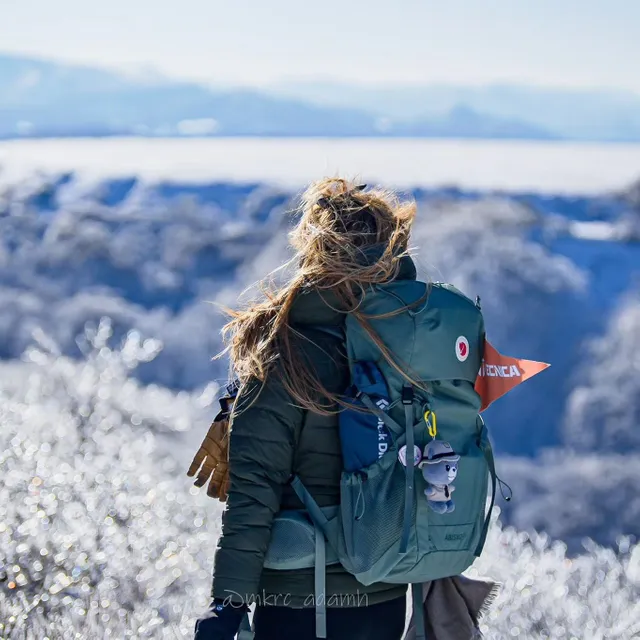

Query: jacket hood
[{"left": 288, "top": 254, "right": 417, "bottom": 327}]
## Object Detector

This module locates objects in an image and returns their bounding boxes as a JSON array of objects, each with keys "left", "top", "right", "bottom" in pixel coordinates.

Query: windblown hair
[{"left": 218, "top": 177, "right": 419, "bottom": 414}]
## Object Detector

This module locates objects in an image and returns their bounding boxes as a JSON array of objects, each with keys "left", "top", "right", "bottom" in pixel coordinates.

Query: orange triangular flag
[{"left": 475, "top": 340, "right": 550, "bottom": 412}]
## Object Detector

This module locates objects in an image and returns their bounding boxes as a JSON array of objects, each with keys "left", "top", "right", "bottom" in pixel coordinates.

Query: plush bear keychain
[
  {"left": 418, "top": 440, "right": 460, "bottom": 514},
  {"left": 417, "top": 410, "right": 460, "bottom": 514}
]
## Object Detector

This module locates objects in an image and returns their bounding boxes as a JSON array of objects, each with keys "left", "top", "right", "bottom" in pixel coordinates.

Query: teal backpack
[{"left": 240, "top": 280, "right": 497, "bottom": 640}]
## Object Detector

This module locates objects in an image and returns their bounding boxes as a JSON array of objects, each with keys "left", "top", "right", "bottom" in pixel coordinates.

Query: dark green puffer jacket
[{"left": 211, "top": 259, "right": 417, "bottom": 608}]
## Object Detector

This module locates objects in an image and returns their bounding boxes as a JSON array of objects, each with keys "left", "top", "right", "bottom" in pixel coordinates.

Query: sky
[{"left": 1, "top": 0, "right": 640, "bottom": 91}]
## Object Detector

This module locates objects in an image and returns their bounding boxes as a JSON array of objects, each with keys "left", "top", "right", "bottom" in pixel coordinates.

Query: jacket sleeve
[{"left": 210, "top": 369, "right": 304, "bottom": 603}]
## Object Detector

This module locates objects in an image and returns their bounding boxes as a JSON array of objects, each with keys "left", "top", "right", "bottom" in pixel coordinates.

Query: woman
[{"left": 195, "top": 178, "right": 418, "bottom": 640}]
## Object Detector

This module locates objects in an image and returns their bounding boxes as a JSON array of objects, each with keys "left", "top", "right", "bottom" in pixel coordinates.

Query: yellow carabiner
[{"left": 424, "top": 410, "right": 437, "bottom": 438}]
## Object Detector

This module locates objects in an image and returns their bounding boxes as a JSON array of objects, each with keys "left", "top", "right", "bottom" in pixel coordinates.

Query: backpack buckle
[{"left": 401, "top": 385, "right": 414, "bottom": 405}]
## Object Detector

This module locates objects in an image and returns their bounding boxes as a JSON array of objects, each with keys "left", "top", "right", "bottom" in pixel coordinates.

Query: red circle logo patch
[{"left": 455, "top": 336, "right": 469, "bottom": 362}]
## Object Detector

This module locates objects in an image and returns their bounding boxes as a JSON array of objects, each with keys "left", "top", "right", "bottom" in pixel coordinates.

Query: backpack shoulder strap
[
  {"left": 290, "top": 476, "right": 330, "bottom": 638},
  {"left": 290, "top": 476, "right": 332, "bottom": 536}
]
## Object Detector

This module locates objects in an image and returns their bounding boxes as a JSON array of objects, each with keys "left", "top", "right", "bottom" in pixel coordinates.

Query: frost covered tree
[
  {"left": 563, "top": 297, "right": 640, "bottom": 453},
  {"left": 496, "top": 451, "right": 640, "bottom": 552},
  {"left": 0, "top": 172, "right": 290, "bottom": 389}
]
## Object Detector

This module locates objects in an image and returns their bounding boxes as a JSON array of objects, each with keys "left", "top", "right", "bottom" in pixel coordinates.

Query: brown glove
[{"left": 187, "top": 396, "right": 233, "bottom": 501}]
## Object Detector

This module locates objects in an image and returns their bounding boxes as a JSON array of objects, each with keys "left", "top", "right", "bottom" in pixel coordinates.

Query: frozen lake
[{"left": 1, "top": 137, "right": 640, "bottom": 194}]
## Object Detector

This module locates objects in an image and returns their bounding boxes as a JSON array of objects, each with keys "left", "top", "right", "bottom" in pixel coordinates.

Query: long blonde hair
[{"left": 218, "top": 177, "right": 418, "bottom": 414}]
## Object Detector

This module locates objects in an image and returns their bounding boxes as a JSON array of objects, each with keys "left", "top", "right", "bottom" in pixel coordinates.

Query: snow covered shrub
[
  {"left": 472, "top": 512, "right": 640, "bottom": 640},
  {"left": 0, "top": 319, "right": 222, "bottom": 639}
]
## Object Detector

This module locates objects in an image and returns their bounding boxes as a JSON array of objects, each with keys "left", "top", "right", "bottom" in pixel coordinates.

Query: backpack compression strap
[{"left": 400, "top": 385, "right": 416, "bottom": 554}]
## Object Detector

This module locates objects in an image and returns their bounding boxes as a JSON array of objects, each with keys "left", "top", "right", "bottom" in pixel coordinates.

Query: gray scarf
[{"left": 404, "top": 576, "right": 499, "bottom": 640}]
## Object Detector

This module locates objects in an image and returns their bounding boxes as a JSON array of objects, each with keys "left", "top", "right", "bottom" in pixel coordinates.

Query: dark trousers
[{"left": 252, "top": 593, "right": 407, "bottom": 640}]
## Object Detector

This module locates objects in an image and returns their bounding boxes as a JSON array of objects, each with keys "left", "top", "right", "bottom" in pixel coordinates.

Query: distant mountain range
[
  {"left": 0, "top": 54, "right": 374, "bottom": 138},
  {"left": 269, "top": 81, "right": 640, "bottom": 142},
  {"left": 1, "top": 53, "right": 639, "bottom": 141}
]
